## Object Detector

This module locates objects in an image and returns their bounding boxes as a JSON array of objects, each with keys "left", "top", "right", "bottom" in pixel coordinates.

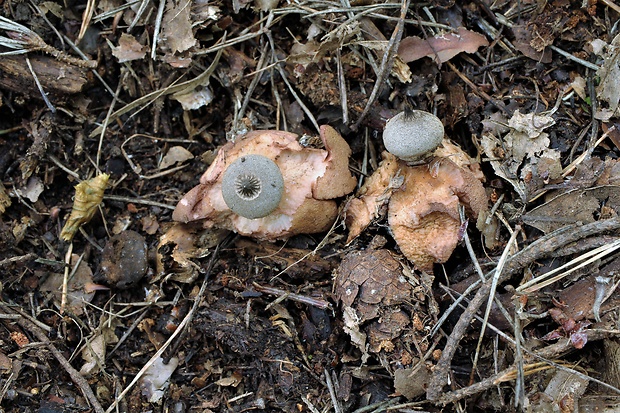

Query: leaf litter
[{"left": 1, "top": 0, "right": 620, "bottom": 412}]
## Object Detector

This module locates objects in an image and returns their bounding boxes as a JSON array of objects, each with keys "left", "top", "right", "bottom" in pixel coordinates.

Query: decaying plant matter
[
  {"left": 60, "top": 173, "right": 110, "bottom": 242},
  {"left": 4, "top": 0, "right": 620, "bottom": 411},
  {"left": 334, "top": 237, "right": 435, "bottom": 400}
]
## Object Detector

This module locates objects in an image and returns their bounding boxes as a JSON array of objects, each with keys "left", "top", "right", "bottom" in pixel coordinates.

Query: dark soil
[{"left": 1, "top": 0, "right": 620, "bottom": 412}]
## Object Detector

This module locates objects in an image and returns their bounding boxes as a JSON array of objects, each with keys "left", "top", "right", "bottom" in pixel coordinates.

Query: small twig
[
  {"left": 107, "top": 308, "right": 151, "bottom": 357},
  {"left": 335, "top": 48, "right": 349, "bottom": 124},
  {"left": 78, "top": 227, "right": 104, "bottom": 252},
  {"left": 427, "top": 216, "right": 620, "bottom": 401},
  {"left": 0, "top": 303, "right": 105, "bottom": 413},
  {"left": 600, "top": 0, "right": 620, "bottom": 13},
  {"left": 47, "top": 154, "right": 81, "bottom": 180},
  {"left": 301, "top": 395, "right": 322, "bottom": 413},
  {"left": 62, "top": 35, "right": 121, "bottom": 101},
  {"left": 352, "top": 0, "right": 410, "bottom": 130},
  {"left": 252, "top": 283, "right": 332, "bottom": 310},
  {"left": 60, "top": 243, "right": 74, "bottom": 314},
  {"left": 104, "top": 241, "right": 222, "bottom": 413},
  {"left": 103, "top": 194, "right": 175, "bottom": 210},
  {"left": 562, "top": 125, "right": 613, "bottom": 178},
  {"left": 232, "top": 42, "right": 270, "bottom": 135},
  {"left": 266, "top": 29, "right": 320, "bottom": 134},
  {"left": 29, "top": 0, "right": 64, "bottom": 49},
  {"left": 93, "top": 0, "right": 140, "bottom": 22},
  {"left": 470, "top": 226, "right": 520, "bottom": 384},
  {"left": 485, "top": 193, "right": 504, "bottom": 225},
  {"left": 77, "top": 0, "right": 96, "bottom": 41},
  {"left": 0, "top": 253, "right": 35, "bottom": 267},
  {"left": 548, "top": 44, "right": 600, "bottom": 71},
  {"left": 460, "top": 206, "right": 485, "bottom": 282},
  {"left": 437, "top": 362, "right": 553, "bottom": 405},
  {"left": 447, "top": 61, "right": 510, "bottom": 116},
  {"left": 128, "top": 0, "right": 151, "bottom": 32},
  {"left": 96, "top": 67, "right": 125, "bottom": 170},
  {"left": 194, "top": 14, "right": 275, "bottom": 56},
  {"left": 151, "top": 0, "right": 166, "bottom": 59},
  {"left": 325, "top": 369, "right": 343, "bottom": 413},
  {"left": 512, "top": 294, "right": 526, "bottom": 407},
  {"left": 24, "top": 56, "right": 55, "bottom": 113},
  {"left": 431, "top": 278, "right": 482, "bottom": 338},
  {"left": 351, "top": 397, "right": 402, "bottom": 413},
  {"left": 227, "top": 391, "right": 253, "bottom": 404},
  {"left": 119, "top": 133, "right": 195, "bottom": 179}
]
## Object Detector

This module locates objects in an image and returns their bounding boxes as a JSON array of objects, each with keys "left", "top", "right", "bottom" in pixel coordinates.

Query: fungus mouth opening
[{"left": 235, "top": 174, "right": 262, "bottom": 200}]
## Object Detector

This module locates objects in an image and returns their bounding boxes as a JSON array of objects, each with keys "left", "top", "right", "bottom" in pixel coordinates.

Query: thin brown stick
[
  {"left": 252, "top": 283, "right": 333, "bottom": 310},
  {"left": 427, "top": 216, "right": 620, "bottom": 401},
  {"left": 351, "top": 0, "right": 410, "bottom": 130},
  {"left": 105, "top": 240, "right": 223, "bottom": 413},
  {"left": 0, "top": 253, "right": 35, "bottom": 267},
  {"left": 447, "top": 61, "right": 510, "bottom": 116},
  {"left": 0, "top": 303, "right": 104, "bottom": 413}
]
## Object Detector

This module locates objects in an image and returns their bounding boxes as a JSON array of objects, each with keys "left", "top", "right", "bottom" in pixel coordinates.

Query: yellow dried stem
[{"left": 60, "top": 174, "right": 110, "bottom": 241}]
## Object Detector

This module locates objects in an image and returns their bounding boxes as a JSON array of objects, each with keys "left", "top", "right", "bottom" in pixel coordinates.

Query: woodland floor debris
[{"left": 1, "top": 0, "right": 620, "bottom": 412}]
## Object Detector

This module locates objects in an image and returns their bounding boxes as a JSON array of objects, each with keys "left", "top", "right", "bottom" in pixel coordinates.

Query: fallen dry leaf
[
  {"left": 398, "top": 27, "right": 489, "bottom": 64},
  {"left": 505, "top": 110, "right": 556, "bottom": 163},
  {"left": 160, "top": 145, "right": 194, "bottom": 169},
  {"left": 522, "top": 186, "right": 620, "bottom": 233},
  {"left": 172, "top": 87, "right": 214, "bottom": 110},
  {"left": 512, "top": 24, "right": 552, "bottom": 63},
  {"left": 594, "top": 33, "right": 620, "bottom": 121},
  {"left": 111, "top": 33, "right": 146, "bottom": 63},
  {"left": 156, "top": 222, "right": 228, "bottom": 283},
  {"left": 530, "top": 369, "right": 589, "bottom": 411},
  {"left": 394, "top": 363, "right": 432, "bottom": 399},
  {"left": 141, "top": 356, "right": 179, "bottom": 403},
  {"left": 60, "top": 174, "right": 110, "bottom": 241},
  {"left": 16, "top": 176, "right": 44, "bottom": 203},
  {"left": 39, "top": 254, "right": 98, "bottom": 315},
  {"left": 163, "top": 0, "right": 196, "bottom": 54},
  {"left": 481, "top": 110, "right": 557, "bottom": 202},
  {"left": 141, "top": 214, "right": 160, "bottom": 235},
  {"left": 80, "top": 334, "right": 106, "bottom": 377}
]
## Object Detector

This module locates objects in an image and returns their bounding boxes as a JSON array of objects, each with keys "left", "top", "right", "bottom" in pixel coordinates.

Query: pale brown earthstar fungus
[
  {"left": 345, "top": 110, "right": 488, "bottom": 271},
  {"left": 173, "top": 125, "right": 357, "bottom": 239},
  {"left": 387, "top": 157, "right": 487, "bottom": 271}
]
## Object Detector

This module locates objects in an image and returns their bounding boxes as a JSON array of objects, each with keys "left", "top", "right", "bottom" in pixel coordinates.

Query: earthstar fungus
[
  {"left": 346, "top": 110, "right": 487, "bottom": 270},
  {"left": 221, "top": 154, "right": 284, "bottom": 219},
  {"left": 387, "top": 157, "right": 487, "bottom": 271},
  {"left": 346, "top": 150, "right": 488, "bottom": 272},
  {"left": 382, "top": 110, "right": 445, "bottom": 161},
  {"left": 173, "top": 126, "right": 357, "bottom": 239}
]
